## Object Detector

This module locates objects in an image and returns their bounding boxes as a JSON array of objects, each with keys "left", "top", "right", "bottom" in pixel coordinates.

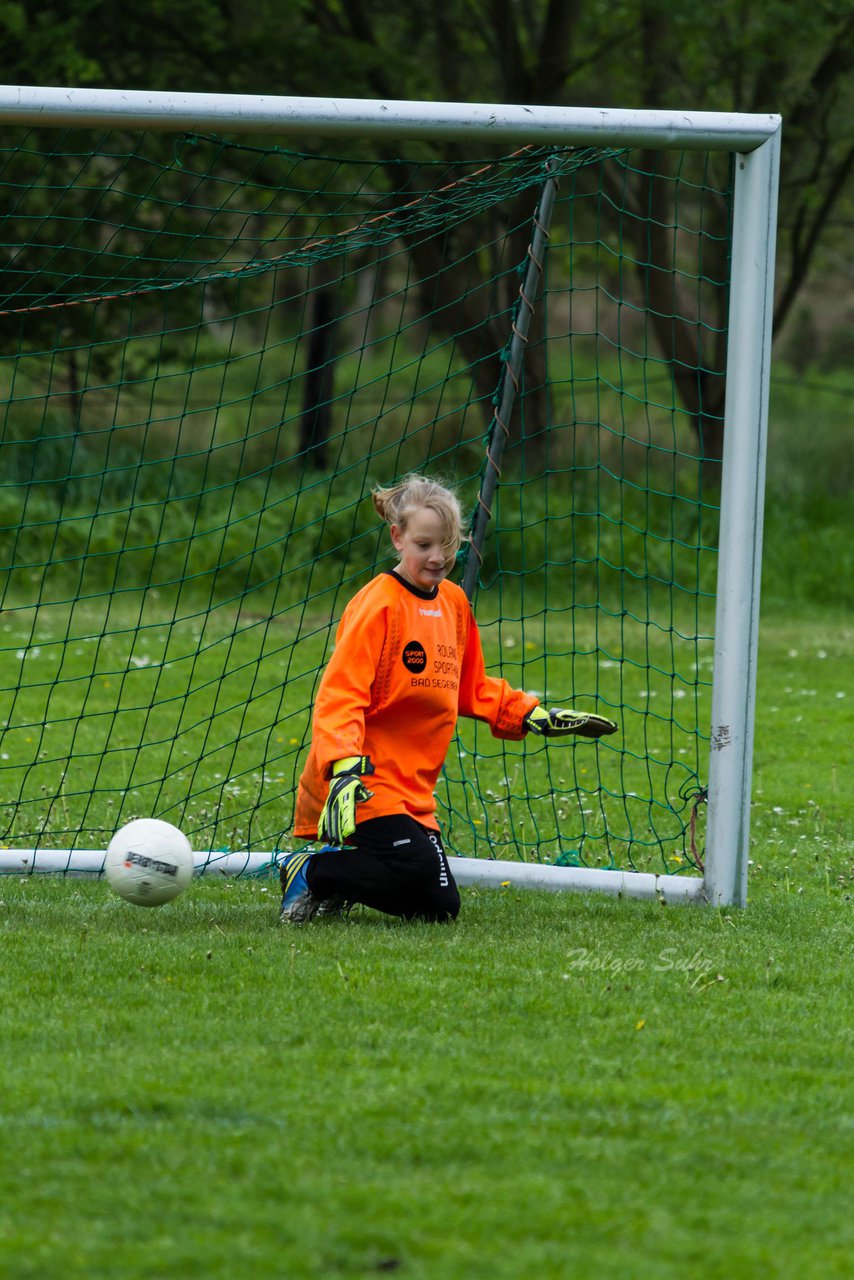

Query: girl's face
[{"left": 391, "top": 507, "right": 452, "bottom": 591}]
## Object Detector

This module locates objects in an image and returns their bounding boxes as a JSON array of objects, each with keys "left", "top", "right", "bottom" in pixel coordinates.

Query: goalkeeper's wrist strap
[{"left": 328, "top": 756, "right": 375, "bottom": 780}]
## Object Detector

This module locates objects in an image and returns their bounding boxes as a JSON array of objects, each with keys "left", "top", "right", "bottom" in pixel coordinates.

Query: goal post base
[
  {"left": 450, "top": 857, "right": 707, "bottom": 904},
  {"left": 0, "top": 848, "right": 707, "bottom": 905}
]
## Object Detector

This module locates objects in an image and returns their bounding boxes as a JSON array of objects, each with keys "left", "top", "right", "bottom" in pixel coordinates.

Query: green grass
[{"left": 0, "top": 605, "right": 851, "bottom": 1280}]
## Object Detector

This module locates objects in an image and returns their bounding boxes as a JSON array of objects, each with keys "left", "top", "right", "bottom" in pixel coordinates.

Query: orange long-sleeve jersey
[{"left": 293, "top": 570, "right": 538, "bottom": 837}]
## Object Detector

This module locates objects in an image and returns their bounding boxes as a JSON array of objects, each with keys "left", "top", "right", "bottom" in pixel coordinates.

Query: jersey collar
[{"left": 385, "top": 569, "right": 440, "bottom": 601}]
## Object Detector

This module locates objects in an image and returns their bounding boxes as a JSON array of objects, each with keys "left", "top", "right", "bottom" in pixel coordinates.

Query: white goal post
[{"left": 0, "top": 87, "right": 781, "bottom": 907}]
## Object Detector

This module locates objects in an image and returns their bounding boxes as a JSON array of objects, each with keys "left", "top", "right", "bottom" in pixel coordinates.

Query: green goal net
[{"left": 0, "top": 123, "right": 731, "bottom": 877}]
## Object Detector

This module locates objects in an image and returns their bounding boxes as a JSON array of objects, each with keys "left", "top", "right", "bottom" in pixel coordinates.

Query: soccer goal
[{"left": 0, "top": 88, "right": 780, "bottom": 907}]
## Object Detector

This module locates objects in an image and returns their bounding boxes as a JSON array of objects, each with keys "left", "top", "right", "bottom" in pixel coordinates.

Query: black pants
[{"left": 305, "top": 815, "right": 460, "bottom": 923}]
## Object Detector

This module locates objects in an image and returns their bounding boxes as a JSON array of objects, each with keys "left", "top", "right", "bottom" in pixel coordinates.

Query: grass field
[
  {"left": 0, "top": 605, "right": 851, "bottom": 1279},
  {"left": 1, "top": 122, "right": 850, "bottom": 1276}
]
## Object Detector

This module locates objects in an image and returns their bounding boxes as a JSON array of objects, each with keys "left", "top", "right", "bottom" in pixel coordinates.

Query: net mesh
[{"left": 0, "top": 128, "right": 730, "bottom": 874}]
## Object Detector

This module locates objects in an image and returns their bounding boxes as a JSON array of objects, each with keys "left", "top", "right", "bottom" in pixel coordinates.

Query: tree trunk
[{"left": 298, "top": 279, "right": 338, "bottom": 470}]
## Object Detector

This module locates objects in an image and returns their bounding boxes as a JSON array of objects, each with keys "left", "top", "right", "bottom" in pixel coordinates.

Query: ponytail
[{"left": 372, "top": 473, "right": 464, "bottom": 563}]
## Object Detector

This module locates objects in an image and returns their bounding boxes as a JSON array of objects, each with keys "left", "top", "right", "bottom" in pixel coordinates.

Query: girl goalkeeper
[{"left": 279, "top": 474, "right": 617, "bottom": 924}]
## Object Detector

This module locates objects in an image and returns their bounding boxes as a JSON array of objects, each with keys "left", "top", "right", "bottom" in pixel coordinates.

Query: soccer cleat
[
  {"left": 313, "top": 846, "right": 349, "bottom": 918},
  {"left": 314, "top": 894, "right": 350, "bottom": 919},
  {"left": 278, "top": 850, "right": 320, "bottom": 924}
]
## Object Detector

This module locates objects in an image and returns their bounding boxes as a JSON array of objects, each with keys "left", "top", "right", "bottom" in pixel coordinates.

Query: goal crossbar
[{"left": 0, "top": 84, "right": 780, "bottom": 152}]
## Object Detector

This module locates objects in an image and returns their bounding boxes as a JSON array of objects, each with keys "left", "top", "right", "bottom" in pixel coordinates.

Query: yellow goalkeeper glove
[
  {"left": 318, "top": 756, "right": 374, "bottom": 845},
  {"left": 524, "top": 706, "right": 618, "bottom": 740}
]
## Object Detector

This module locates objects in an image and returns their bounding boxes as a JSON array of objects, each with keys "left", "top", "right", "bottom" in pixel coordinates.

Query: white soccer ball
[{"left": 104, "top": 818, "right": 194, "bottom": 907}]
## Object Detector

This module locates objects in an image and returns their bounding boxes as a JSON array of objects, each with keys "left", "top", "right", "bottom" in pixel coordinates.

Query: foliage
[{"left": 0, "top": 0, "right": 851, "bottom": 455}]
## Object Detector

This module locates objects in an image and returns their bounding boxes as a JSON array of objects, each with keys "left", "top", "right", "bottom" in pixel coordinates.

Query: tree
[
  {"left": 0, "top": 0, "right": 850, "bottom": 463},
  {"left": 296, "top": 0, "right": 853, "bottom": 462}
]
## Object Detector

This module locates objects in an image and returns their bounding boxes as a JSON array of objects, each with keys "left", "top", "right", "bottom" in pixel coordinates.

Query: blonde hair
[{"left": 372, "top": 473, "right": 464, "bottom": 566}]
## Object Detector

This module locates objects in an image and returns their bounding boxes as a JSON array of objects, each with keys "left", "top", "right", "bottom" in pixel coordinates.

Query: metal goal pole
[{"left": 704, "top": 129, "right": 782, "bottom": 907}]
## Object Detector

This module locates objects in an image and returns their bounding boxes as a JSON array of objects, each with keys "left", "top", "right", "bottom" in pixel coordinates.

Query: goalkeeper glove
[
  {"left": 524, "top": 706, "right": 618, "bottom": 740},
  {"left": 318, "top": 756, "right": 374, "bottom": 845}
]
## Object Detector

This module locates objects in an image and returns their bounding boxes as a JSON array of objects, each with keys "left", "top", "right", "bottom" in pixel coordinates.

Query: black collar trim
[{"left": 384, "top": 569, "right": 439, "bottom": 601}]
